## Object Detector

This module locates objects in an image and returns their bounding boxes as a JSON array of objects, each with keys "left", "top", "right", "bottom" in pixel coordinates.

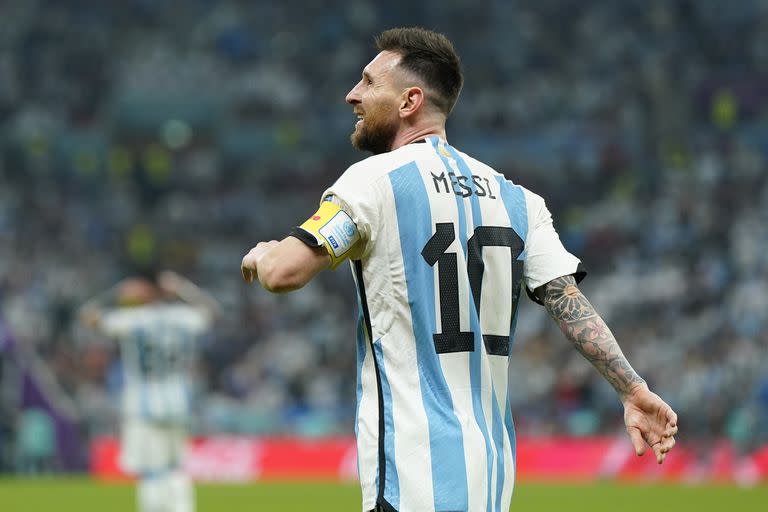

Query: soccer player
[
  {"left": 79, "top": 270, "right": 219, "bottom": 512},
  {"left": 241, "top": 27, "right": 678, "bottom": 512}
]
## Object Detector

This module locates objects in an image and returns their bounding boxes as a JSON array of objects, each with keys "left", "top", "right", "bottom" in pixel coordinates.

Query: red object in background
[
  {"left": 90, "top": 436, "right": 358, "bottom": 482},
  {"left": 89, "top": 435, "right": 768, "bottom": 484},
  {"left": 90, "top": 436, "right": 132, "bottom": 482}
]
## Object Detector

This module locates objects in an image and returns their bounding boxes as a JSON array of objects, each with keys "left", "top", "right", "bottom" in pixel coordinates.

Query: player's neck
[{"left": 391, "top": 125, "right": 447, "bottom": 151}]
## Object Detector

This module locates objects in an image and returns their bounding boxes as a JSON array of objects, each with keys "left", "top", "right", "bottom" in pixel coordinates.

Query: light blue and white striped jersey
[
  {"left": 101, "top": 303, "right": 212, "bottom": 424},
  {"left": 316, "top": 137, "right": 582, "bottom": 512}
]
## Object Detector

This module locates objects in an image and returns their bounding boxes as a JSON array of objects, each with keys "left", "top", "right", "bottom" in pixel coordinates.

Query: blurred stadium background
[{"left": 1, "top": 0, "right": 767, "bottom": 509}]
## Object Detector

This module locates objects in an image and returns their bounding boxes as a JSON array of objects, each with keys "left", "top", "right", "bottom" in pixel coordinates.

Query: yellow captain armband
[{"left": 298, "top": 201, "right": 361, "bottom": 269}]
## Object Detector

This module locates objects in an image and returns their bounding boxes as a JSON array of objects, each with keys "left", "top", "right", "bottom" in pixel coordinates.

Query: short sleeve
[
  {"left": 320, "top": 164, "right": 381, "bottom": 261},
  {"left": 522, "top": 190, "right": 586, "bottom": 296},
  {"left": 167, "top": 304, "right": 212, "bottom": 334}
]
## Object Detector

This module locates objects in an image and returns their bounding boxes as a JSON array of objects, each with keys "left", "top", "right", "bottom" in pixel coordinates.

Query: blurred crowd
[{"left": 1, "top": 0, "right": 768, "bottom": 472}]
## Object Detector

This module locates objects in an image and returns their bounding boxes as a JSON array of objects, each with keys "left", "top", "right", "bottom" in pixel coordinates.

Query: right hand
[{"left": 241, "top": 240, "right": 279, "bottom": 283}]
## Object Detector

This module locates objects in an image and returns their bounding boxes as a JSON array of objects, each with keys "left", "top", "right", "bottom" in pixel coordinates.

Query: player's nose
[{"left": 346, "top": 81, "right": 362, "bottom": 105}]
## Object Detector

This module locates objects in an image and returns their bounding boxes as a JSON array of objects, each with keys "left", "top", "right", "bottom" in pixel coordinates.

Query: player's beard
[{"left": 350, "top": 105, "right": 398, "bottom": 155}]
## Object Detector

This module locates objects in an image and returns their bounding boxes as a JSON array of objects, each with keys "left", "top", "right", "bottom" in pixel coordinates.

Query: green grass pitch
[{"left": 0, "top": 477, "right": 765, "bottom": 511}]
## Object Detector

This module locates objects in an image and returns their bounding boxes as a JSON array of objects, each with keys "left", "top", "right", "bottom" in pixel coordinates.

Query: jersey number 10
[{"left": 421, "top": 223, "right": 524, "bottom": 356}]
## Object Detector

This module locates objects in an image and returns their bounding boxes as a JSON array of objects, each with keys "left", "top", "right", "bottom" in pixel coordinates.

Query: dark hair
[
  {"left": 127, "top": 261, "right": 162, "bottom": 285},
  {"left": 375, "top": 27, "right": 463, "bottom": 115}
]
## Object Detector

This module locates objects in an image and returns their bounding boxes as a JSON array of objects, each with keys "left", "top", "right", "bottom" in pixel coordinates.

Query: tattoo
[{"left": 543, "top": 275, "right": 645, "bottom": 397}]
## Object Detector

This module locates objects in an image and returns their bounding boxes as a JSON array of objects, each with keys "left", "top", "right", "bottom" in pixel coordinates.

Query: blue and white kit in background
[
  {"left": 101, "top": 303, "right": 212, "bottom": 475},
  {"left": 295, "top": 137, "right": 585, "bottom": 512}
]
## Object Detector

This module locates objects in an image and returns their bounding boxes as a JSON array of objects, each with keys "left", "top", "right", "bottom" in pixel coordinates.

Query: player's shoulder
[
  {"left": 332, "top": 145, "right": 424, "bottom": 193},
  {"left": 161, "top": 303, "right": 209, "bottom": 320}
]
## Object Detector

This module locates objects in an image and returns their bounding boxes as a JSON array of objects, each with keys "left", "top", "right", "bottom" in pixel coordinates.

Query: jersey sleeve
[
  {"left": 170, "top": 305, "right": 212, "bottom": 334},
  {"left": 522, "top": 190, "right": 586, "bottom": 298},
  {"left": 289, "top": 163, "right": 379, "bottom": 268}
]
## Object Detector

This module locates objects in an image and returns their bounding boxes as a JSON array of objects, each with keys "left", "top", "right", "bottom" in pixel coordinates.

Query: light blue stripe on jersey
[
  {"left": 496, "top": 176, "right": 529, "bottom": 473},
  {"left": 506, "top": 403, "right": 516, "bottom": 461},
  {"left": 437, "top": 139, "right": 500, "bottom": 511},
  {"left": 389, "top": 161, "right": 469, "bottom": 511},
  {"left": 373, "top": 337, "right": 400, "bottom": 510},
  {"left": 496, "top": 177, "right": 529, "bottom": 255}
]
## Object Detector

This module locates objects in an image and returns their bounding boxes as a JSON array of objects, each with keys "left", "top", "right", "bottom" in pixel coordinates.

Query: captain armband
[{"left": 292, "top": 201, "right": 361, "bottom": 270}]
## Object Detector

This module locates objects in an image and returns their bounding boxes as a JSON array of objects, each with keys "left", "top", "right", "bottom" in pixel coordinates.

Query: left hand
[
  {"left": 241, "top": 241, "right": 279, "bottom": 283},
  {"left": 157, "top": 270, "right": 183, "bottom": 296},
  {"left": 622, "top": 383, "right": 678, "bottom": 464}
]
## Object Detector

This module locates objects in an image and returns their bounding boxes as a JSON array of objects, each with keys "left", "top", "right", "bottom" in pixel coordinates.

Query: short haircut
[{"left": 375, "top": 27, "right": 464, "bottom": 115}]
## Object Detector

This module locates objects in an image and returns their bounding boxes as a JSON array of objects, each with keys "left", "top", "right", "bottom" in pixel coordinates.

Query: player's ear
[{"left": 399, "top": 86, "right": 424, "bottom": 118}]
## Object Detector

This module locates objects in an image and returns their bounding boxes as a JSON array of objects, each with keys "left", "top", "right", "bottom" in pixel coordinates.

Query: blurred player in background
[
  {"left": 241, "top": 27, "right": 678, "bottom": 512},
  {"left": 79, "top": 271, "right": 219, "bottom": 512}
]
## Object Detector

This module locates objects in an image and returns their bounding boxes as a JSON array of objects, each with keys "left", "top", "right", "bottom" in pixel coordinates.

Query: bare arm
[
  {"left": 540, "top": 274, "right": 644, "bottom": 398},
  {"left": 241, "top": 236, "right": 331, "bottom": 293},
  {"left": 539, "top": 274, "right": 678, "bottom": 463},
  {"left": 158, "top": 271, "right": 222, "bottom": 319}
]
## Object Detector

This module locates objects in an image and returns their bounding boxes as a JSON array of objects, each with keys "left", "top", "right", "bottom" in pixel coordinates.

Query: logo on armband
[
  {"left": 318, "top": 212, "right": 359, "bottom": 258},
  {"left": 301, "top": 200, "right": 360, "bottom": 265}
]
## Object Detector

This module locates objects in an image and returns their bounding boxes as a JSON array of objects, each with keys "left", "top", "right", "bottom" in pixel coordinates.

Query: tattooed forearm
[{"left": 543, "top": 275, "right": 645, "bottom": 398}]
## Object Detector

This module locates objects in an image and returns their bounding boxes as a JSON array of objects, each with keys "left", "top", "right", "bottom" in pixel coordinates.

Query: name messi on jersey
[{"left": 431, "top": 171, "right": 497, "bottom": 199}]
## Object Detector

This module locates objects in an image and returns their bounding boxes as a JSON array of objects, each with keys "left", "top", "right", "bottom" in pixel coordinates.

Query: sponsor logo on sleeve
[{"left": 318, "top": 210, "right": 360, "bottom": 258}]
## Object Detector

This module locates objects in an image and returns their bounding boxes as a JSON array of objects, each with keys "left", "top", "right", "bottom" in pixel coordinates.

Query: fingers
[
  {"left": 663, "top": 409, "right": 678, "bottom": 436},
  {"left": 660, "top": 435, "right": 676, "bottom": 454},
  {"left": 653, "top": 436, "right": 676, "bottom": 464},
  {"left": 667, "top": 411, "right": 678, "bottom": 434},
  {"left": 627, "top": 427, "right": 646, "bottom": 457},
  {"left": 241, "top": 240, "right": 279, "bottom": 284},
  {"left": 652, "top": 442, "right": 666, "bottom": 464},
  {"left": 647, "top": 434, "right": 676, "bottom": 464},
  {"left": 241, "top": 247, "right": 259, "bottom": 284},
  {"left": 241, "top": 265, "right": 252, "bottom": 283},
  {"left": 241, "top": 254, "right": 255, "bottom": 283}
]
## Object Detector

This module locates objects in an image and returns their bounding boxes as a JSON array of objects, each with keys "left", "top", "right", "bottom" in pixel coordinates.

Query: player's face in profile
[{"left": 346, "top": 51, "right": 402, "bottom": 155}]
